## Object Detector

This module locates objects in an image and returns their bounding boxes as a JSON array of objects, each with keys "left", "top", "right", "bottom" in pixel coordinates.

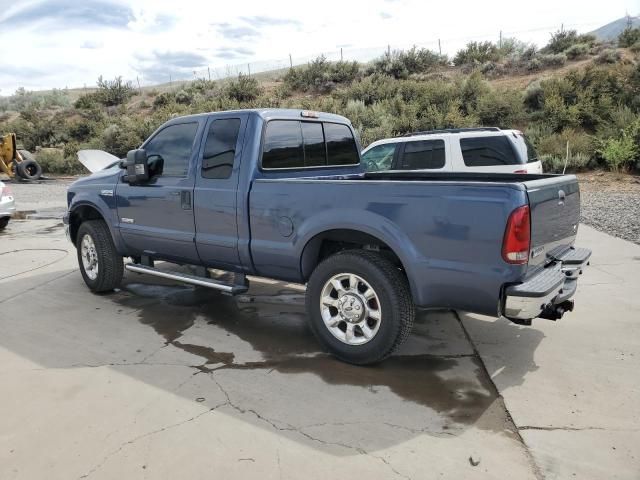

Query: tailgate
[{"left": 523, "top": 175, "right": 580, "bottom": 268}]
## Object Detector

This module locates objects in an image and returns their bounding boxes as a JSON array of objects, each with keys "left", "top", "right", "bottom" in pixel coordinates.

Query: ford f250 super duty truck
[{"left": 64, "top": 109, "right": 591, "bottom": 364}]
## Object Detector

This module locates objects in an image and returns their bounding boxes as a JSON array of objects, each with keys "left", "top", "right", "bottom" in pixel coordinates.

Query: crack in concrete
[
  {"left": 78, "top": 401, "right": 228, "bottom": 479},
  {"left": 209, "top": 373, "right": 412, "bottom": 480},
  {"left": 300, "top": 420, "right": 457, "bottom": 437}
]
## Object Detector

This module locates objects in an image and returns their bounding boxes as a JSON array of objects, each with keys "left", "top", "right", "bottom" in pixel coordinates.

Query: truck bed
[{"left": 249, "top": 171, "right": 580, "bottom": 316}]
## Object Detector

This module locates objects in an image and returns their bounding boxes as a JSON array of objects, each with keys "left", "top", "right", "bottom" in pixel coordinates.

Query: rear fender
[{"left": 296, "top": 208, "right": 423, "bottom": 300}]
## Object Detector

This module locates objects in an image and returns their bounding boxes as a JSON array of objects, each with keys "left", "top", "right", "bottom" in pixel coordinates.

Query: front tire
[
  {"left": 76, "top": 220, "right": 123, "bottom": 292},
  {"left": 306, "top": 250, "right": 415, "bottom": 365}
]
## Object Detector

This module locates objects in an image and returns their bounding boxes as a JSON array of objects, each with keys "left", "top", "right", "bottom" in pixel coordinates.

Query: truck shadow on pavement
[{"left": 2, "top": 265, "right": 545, "bottom": 454}]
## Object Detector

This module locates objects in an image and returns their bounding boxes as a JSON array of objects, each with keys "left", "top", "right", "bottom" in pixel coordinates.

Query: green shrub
[
  {"left": 75, "top": 76, "right": 134, "bottom": 108},
  {"left": 284, "top": 56, "right": 360, "bottom": 91},
  {"left": 101, "top": 119, "right": 146, "bottom": 158},
  {"left": 631, "top": 41, "right": 640, "bottom": 53},
  {"left": 0, "top": 88, "right": 72, "bottom": 113},
  {"left": 174, "top": 89, "right": 193, "bottom": 105},
  {"left": 453, "top": 41, "right": 500, "bottom": 65},
  {"left": 370, "top": 47, "right": 447, "bottom": 79},
  {"left": 36, "top": 148, "right": 88, "bottom": 175},
  {"left": 597, "top": 131, "right": 637, "bottom": 171},
  {"left": 539, "top": 152, "right": 591, "bottom": 173},
  {"left": 538, "top": 53, "right": 567, "bottom": 68},
  {"left": 536, "top": 128, "right": 595, "bottom": 158},
  {"left": 618, "top": 27, "right": 640, "bottom": 47},
  {"left": 226, "top": 73, "right": 261, "bottom": 102},
  {"left": 595, "top": 49, "right": 622, "bottom": 64},
  {"left": 565, "top": 43, "right": 590, "bottom": 60},
  {"left": 95, "top": 76, "right": 134, "bottom": 106},
  {"left": 543, "top": 30, "right": 596, "bottom": 54},
  {"left": 499, "top": 38, "right": 534, "bottom": 58},
  {"left": 153, "top": 92, "right": 173, "bottom": 108},
  {"left": 474, "top": 88, "right": 524, "bottom": 127}
]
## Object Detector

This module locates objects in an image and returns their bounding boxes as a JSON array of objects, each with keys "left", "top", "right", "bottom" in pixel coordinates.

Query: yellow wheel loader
[{"left": 0, "top": 133, "right": 42, "bottom": 181}]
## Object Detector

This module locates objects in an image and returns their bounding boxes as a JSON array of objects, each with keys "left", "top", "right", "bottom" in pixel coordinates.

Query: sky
[{"left": 0, "top": 0, "right": 638, "bottom": 94}]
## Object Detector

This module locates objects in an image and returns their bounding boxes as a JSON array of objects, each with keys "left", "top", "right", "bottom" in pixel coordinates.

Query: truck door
[
  {"left": 193, "top": 114, "right": 247, "bottom": 269},
  {"left": 116, "top": 121, "right": 200, "bottom": 264}
]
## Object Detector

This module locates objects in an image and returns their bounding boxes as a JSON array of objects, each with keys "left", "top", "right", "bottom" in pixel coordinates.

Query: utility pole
[
  {"left": 136, "top": 76, "right": 141, "bottom": 94},
  {"left": 169, "top": 74, "right": 172, "bottom": 87},
  {"left": 340, "top": 47, "right": 343, "bottom": 61},
  {"left": 438, "top": 39, "right": 441, "bottom": 55},
  {"left": 207, "top": 66, "right": 211, "bottom": 81},
  {"left": 289, "top": 53, "right": 293, "bottom": 68},
  {"left": 387, "top": 44, "right": 391, "bottom": 56},
  {"left": 561, "top": 23, "right": 564, "bottom": 33},
  {"left": 499, "top": 30, "right": 502, "bottom": 48},
  {"left": 247, "top": 63, "right": 251, "bottom": 76}
]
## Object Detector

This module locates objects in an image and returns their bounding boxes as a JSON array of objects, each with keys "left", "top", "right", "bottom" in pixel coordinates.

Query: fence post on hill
[
  {"left": 438, "top": 39, "right": 441, "bottom": 55},
  {"left": 247, "top": 63, "right": 251, "bottom": 76},
  {"left": 499, "top": 30, "right": 502, "bottom": 48},
  {"left": 289, "top": 53, "right": 293, "bottom": 68},
  {"left": 340, "top": 47, "right": 343, "bottom": 61},
  {"left": 207, "top": 67, "right": 211, "bottom": 81}
]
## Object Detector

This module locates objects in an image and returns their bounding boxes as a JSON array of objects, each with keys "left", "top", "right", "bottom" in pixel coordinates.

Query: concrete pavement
[{"left": 0, "top": 217, "right": 638, "bottom": 479}]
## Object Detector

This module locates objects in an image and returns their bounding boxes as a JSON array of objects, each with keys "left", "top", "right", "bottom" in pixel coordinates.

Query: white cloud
[{"left": 0, "top": 0, "right": 636, "bottom": 93}]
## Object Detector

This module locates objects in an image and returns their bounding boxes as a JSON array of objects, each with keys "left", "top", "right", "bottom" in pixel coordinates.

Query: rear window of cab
[{"left": 262, "top": 120, "right": 359, "bottom": 169}]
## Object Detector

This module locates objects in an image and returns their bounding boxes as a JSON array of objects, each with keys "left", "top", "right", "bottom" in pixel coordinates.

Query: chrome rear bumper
[{"left": 503, "top": 247, "right": 591, "bottom": 322}]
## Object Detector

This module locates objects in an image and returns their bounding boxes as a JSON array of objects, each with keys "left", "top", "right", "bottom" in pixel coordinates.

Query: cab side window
[
  {"left": 362, "top": 144, "right": 396, "bottom": 171},
  {"left": 201, "top": 118, "right": 241, "bottom": 179},
  {"left": 145, "top": 123, "right": 198, "bottom": 177}
]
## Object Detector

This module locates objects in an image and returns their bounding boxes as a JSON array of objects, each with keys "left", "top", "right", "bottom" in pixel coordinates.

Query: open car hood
[{"left": 77, "top": 150, "right": 120, "bottom": 173}]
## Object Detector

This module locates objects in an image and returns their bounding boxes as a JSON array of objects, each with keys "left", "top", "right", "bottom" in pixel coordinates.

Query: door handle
[{"left": 181, "top": 191, "right": 192, "bottom": 210}]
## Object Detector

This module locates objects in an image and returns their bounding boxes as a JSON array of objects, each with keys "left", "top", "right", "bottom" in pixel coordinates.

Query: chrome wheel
[
  {"left": 80, "top": 234, "right": 99, "bottom": 281},
  {"left": 320, "top": 273, "right": 382, "bottom": 345}
]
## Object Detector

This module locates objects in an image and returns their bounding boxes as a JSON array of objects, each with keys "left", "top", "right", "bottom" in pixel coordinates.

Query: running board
[{"left": 125, "top": 264, "right": 249, "bottom": 294}]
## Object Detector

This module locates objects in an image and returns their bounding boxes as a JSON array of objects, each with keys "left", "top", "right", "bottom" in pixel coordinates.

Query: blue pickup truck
[{"left": 64, "top": 109, "right": 591, "bottom": 364}]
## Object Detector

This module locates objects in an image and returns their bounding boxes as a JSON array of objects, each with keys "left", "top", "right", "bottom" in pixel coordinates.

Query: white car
[
  {"left": 361, "top": 128, "right": 543, "bottom": 174},
  {"left": 0, "top": 180, "right": 16, "bottom": 230}
]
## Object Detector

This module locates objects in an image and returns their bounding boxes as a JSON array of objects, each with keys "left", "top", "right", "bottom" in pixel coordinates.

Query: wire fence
[{"left": 135, "top": 20, "right": 604, "bottom": 87}]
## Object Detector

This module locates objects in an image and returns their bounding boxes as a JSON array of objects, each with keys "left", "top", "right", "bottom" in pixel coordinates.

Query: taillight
[
  {"left": 513, "top": 169, "right": 527, "bottom": 174},
  {"left": 502, "top": 205, "right": 530, "bottom": 264},
  {"left": 0, "top": 185, "right": 9, "bottom": 198}
]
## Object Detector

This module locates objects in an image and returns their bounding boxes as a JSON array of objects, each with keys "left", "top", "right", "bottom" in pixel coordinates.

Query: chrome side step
[{"left": 125, "top": 263, "right": 249, "bottom": 294}]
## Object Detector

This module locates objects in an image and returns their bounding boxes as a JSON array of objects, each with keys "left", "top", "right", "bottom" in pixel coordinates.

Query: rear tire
[
  {"left": 0, "top": 217, "right": 9, "bottom": 230},
  {"left": 306, "top": 250, "right": 414, "bottom": 365},
  {"left": 16, "top": 159, "right": 42, "bottom": 181},
  {"left": 76, "top": 220, "right": 123, "bottom": 292}
]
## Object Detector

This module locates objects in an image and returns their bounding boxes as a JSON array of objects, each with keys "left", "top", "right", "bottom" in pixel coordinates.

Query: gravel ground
[
  {"left": 4, "top": 173, "right": 640, "bottom": 245},
  {"left": 578, "top": 173, "right": 640, "bottom": 245}
]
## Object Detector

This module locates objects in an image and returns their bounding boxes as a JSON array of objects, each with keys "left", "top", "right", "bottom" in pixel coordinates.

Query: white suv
[{"left": 361, "top": 128, "right": 543, "bottom": 174}]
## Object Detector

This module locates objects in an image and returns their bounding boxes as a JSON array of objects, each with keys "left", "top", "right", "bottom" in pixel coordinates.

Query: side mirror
[{"left": 122, "top": 149, "right": 150, "bottom": 184}]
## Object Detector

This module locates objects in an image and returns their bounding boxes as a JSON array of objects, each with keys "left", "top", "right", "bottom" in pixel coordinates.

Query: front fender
[{"left": 68, "top": 192, "right": 125, "bottom": 255}]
